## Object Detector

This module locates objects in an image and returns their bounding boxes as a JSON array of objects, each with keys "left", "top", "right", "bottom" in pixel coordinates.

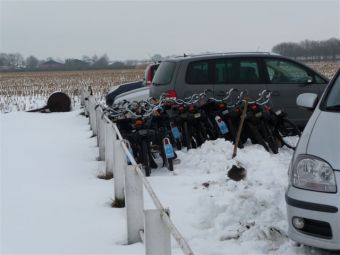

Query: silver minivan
[
  {"left": 150, "top": 53, "right": 328, "bottom": 127},
  {"left": 286, "top": 69, "right": 340, "bottom": 249}
]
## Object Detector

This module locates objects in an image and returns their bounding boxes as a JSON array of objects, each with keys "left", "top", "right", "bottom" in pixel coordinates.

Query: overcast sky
[{"left": 1, "top": 0, "right": 339, "bottom": 61}]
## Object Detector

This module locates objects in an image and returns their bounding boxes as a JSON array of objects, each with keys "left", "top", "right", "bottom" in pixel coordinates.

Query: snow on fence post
[
  {"left": 144, "top": 209, "right": 171, "bottom": 255},
  {"left": 89, "top": 96, "right": 97, "bottom": 136},
  {"left": 104, "top": 120, "right": 114, "bottom": 175},
  {"left": 125, "top": 165, "right": 144, "bottom": 244},
  {"left": 112, "top": 138, "right": 126, "bottom": 206}
]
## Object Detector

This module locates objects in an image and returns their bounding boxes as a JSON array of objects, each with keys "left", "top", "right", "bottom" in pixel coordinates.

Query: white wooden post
[
  {"left": 80, "top": 87, "right": 85, "bottom": 107},
  {"left": 113, "top": 139, "right": 126, "bottom": 204},
  {"left": 95, "top": 106, "right": 101, "bottom": 147},
  {"left": 84, "top": 97, "right": 89, "bottom": 117},
  {"left": 98, "top": 116, "right": 106, "bottom": 161},
  {"left": 125, "top": 165, "right": 144, "bottom": 244},
  {"left": 105, "top": 121, "right": 114, "bottom": 175},
  {"left": 144, "top": 209, "right": 171, "bottom": 255},
  {"left": 89, "top": 97, "right": 97, "bottom": 136}
]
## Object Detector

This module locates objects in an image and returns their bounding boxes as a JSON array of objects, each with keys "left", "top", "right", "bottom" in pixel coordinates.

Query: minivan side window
[
  {"left": 152, "top": 62, "right": 176, "bottom": 86},
  {"left": 315, "top": 74, "right": 327, "bottom": 84},
  {"left": 186, "top": 61, "right": 210, "bottom": 84},
  {"left": 265, "top": 59, "right": 310, "bottom": 84},
  {"left": 215, "top": 59, "right": 261, "bottom": 84}
]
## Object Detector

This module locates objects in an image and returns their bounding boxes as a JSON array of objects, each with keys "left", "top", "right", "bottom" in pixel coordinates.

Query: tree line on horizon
[
  {"left": 272, "top": 37, "right": 340, "bottom": 61},
  {"left": 1, "top": 38, "right": 339, "bottom": 72},
  {"left": 0, "top": 53, "right": 153, "bottom": 72}
]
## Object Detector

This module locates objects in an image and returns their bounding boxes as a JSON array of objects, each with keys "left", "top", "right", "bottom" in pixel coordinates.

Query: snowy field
[
  {"left": 0, "top": 95, "right": 82, "bottom": 113},
  {"left": 0, "top": 110, "right": 330, "bottom": 254}
]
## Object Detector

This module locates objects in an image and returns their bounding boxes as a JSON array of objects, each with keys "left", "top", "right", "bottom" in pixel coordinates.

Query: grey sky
[{"left": 1, "top": 0, "right": 339, "bottom": 61}]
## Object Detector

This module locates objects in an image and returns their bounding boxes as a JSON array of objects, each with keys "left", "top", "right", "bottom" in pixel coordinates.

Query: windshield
[
  {"left": 324, "top": 71, "right": 340, "bottom": 110},
  {"left": 152, "top": 61, "right": 176, "bottom": 85}
]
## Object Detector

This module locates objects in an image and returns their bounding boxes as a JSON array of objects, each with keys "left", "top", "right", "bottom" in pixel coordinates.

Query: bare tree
[
  {"left": 0, "top": 53, "right": 10, "bottom": 67},
  {"left": 93, "top": 54, "right": 109, "bottom": 69},
  {"left": 26, "top": 55, "right": 39, "bottom": 69},
  {"left": 82, "top": 55, "right": 92, "bottom": 64}
]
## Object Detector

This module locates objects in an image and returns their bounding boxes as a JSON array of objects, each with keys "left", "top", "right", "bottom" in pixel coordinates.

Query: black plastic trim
[
  {"left": 320, "top": 69, "right": 340, "bottom": 112},
  {"left": 286, "top": 194, "right": 338, "bottom": 213}
]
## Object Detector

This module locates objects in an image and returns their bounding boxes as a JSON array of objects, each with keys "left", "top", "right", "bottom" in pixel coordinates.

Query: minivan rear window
[
  {"left": 152, "top": 62, "right": 176, "bottom": 86},
  {"left": 215, "top": 58, "right": 261, "bottom": 84},
  {"left": 186, "top": 61, "right": 210, "bottom": 84}
]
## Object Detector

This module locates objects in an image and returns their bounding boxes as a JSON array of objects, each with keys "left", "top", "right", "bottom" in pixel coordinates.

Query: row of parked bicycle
[{"left": 100, "top": 89, "right": 301, "bottom": 176}]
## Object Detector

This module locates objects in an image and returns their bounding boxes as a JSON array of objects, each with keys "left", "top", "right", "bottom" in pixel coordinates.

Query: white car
[
  {"left": 286, "top": 69, "right": 340, "bottom": 250},
  {"left": 113, "top": 86, "right": 150, "bottom": 104}
]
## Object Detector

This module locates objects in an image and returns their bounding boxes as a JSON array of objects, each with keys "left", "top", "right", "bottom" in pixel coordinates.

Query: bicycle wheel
[
  {"left": 175, "top": 140, "right": 182, "bottom": 150},
  {"left": 244, "top": 122, "right": 270, "bottom": 152},
  {"left": 199, "top": 121, "right": 208, "bottom": 143},
  {"left": 225, "top": 117, "right": 236, "bottom": 142},
  {"left": 167, "top": 158, "right": 174, "bottom": 171},
  {"left": 253, "top": 116, "right": 278, "bottom": 154},
  {"left": 141, "top": 140, "right": 151, "bottom": 176},
  {"left": 183, "top": 121, "right": 192, "bottom": 150},
  {"left": 205, "top": 116, "right": 218, "bottom": 140},
  {"left": 276, "top": 119, "right": 301, "bottom": 149},
  {"left": 262, "top": 122, "right": 279, "bottom": 154}
]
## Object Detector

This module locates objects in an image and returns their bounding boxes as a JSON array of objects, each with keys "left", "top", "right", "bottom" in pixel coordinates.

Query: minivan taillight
[
  {"left": 165, "top": 90, "right": 177, "bottom": 99},
  {"left": 147, "top": 66, "right": 153, "bottom": 86}
]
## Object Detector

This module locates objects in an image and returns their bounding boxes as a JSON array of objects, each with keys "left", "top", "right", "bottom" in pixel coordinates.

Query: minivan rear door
[{"left": 212, "top": 57, "right": 267, "bottom": 101}]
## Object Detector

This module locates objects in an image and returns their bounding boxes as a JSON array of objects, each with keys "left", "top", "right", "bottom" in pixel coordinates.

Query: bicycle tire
[
  {"left": 141, "top": 141, "right": 151, "bottom": 176},
  {"left": 245, "top": 122, "right": 270, "bottom": 152},
  {"left": 168, "top": 158, "right": 174, "bottom": 171},
  {"left": 176, "top": 140, "right": 182, "bottom": 150},
  {"left": 205, "top": 116, "right": 218, "bottom": 140},
  {"left": 225, "top": 117, "right": 236, "bottom": 142},
  {"left": 183, "top": 121, "right": 192, "bottom": 150},
  {"left": 263, "top": 122, "right": 279, "bottom": 154},
  {"left": 276, "top": 119, "right": 301, "bottom": 149},
  {"left": 199, "top": 121, "right": 208, "bottom": 144}
]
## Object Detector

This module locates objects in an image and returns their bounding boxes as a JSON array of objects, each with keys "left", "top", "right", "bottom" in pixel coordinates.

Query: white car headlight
[{"left": 291, "top": 155, "right": 337, "bottom": 193}]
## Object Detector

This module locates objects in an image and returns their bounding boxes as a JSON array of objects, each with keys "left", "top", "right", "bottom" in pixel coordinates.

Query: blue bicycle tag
[
  {"left": 171, "top": 126, "right": 181, "bottom": 140},
  {"left": 164, "top": 143, "right": 175, "bottom": 159},
  {"left": 215, "top": 116, "right": 229, "bottom": 135}
]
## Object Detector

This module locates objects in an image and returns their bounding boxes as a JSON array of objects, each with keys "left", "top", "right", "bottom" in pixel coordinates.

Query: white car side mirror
[{"left": 296, "top": 93, "right": 318, "bottom": 110}]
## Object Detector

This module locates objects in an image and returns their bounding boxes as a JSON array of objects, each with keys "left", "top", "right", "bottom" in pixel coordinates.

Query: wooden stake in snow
[
  {"left": 232, "top": 98, "right": 248, "bottom": 158},
  {"left": 228, "top": 98, "right": 249, "bottom": 182}
]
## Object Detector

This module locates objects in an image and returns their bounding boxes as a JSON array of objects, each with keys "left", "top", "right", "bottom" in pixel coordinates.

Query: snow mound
[{"left": 148, "top": 137, "right": 308, "bottom": 254}]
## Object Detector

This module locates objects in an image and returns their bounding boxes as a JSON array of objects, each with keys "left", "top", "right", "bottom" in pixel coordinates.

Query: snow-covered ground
[
  {"left": 0, "top": 95, "right": 81, "bottom": 113},
  {"left": 1, "top": 111, "right": 143, "bottom": 254},
  {"left": 0, "top": 110, "right": 326, "bottom": 254}
]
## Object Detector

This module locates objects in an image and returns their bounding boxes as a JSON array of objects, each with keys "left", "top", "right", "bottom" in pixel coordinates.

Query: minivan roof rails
[{"left": 184, "top": 52, "right": 274, "bottom": 57}]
